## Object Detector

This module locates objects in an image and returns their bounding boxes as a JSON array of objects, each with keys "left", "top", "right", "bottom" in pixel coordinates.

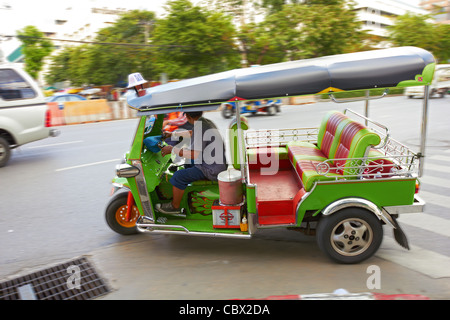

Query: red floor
[{"left": 249, "top": 167, "right": 304, "bottom": 225}]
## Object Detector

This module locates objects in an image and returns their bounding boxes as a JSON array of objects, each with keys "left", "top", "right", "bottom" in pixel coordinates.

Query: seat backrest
[
  {"left": 333, "top": 121, "right": 381, "bottom": 175},
  {"left": 317, "top": 111, "right": 352, "bottom": 158}
]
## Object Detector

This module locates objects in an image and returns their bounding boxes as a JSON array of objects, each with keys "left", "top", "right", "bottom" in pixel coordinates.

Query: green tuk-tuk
[{"left": 105, "top": 46, "right": 435, "bottom": 264}]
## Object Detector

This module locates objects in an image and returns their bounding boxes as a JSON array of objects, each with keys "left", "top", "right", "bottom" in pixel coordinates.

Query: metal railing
[{"left": 245, "top": 127, "right": 319, "bottom": 148}]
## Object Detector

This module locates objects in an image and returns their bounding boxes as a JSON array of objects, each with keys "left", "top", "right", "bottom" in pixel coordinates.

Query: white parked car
[
  {"left": 404, "top": 64, "right": 450, "bottom": 98},
  {"left": 0, "top": 63, "right": 59, "bottom": 167}
]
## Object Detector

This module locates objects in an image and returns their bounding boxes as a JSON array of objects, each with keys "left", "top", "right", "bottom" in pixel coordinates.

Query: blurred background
[{"left": 1, "top": 0, "right": 448, "bottom": 96}]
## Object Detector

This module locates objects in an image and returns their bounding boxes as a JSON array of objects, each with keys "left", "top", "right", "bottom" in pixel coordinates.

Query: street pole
[{"left": 419, "top": 85, "right": 430, "bottom": 177}]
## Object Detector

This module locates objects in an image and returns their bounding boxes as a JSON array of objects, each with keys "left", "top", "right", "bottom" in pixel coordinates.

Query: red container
[{"left": 218, "top": 169, "right": 243, "bottom": 205}]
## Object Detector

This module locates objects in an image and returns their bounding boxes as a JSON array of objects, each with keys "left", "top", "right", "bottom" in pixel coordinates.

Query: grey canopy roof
[{"left": 127, "top": 46, "right": 435, "bottom": 115}]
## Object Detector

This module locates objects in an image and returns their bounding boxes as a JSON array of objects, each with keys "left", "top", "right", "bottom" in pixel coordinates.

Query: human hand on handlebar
[
  {"left": 161, "top": 145, "right": 173, "bottom": 157},
  {"left": 162, "top": 131, "right": 172, "bottom": 140}
]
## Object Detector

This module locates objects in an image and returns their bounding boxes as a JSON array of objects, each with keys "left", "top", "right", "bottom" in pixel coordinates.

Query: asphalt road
[{"left": 1, "top": 95, "right": 449, "bottom": 299}]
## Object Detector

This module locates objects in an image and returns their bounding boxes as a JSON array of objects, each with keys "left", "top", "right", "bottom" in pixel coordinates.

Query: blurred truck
[{"left": 0, "top": 63, "right": 59, "bottom": 167}]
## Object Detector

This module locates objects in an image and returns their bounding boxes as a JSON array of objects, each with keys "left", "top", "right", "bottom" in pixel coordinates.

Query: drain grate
[{"left": 0, "top": 256, "right": 111, "bottom": 300}]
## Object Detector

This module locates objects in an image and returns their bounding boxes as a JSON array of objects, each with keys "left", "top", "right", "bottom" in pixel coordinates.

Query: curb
[{"left": 240, "top": 289, "right": 430, "bottom": 300}]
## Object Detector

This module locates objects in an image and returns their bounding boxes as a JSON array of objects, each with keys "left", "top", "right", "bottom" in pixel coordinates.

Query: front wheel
[
  {"left": 105, "top": 191, "right": 140, "bottom": 235},
  {"left": 316, "top": 208, "right": 383, "bottom": 264}
]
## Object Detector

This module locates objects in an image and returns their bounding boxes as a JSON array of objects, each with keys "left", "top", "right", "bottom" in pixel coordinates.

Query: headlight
[{"left": 116, "top": 163, "right": 140, "bottom": 178}]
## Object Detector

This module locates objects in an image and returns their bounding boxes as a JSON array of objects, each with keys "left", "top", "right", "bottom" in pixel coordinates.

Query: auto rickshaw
[
  {"left": 221, "top": 99, "right": 282, "bottom": 118},
  {"left": 105, "top": 46, "right": 435, "bottom": 264}
]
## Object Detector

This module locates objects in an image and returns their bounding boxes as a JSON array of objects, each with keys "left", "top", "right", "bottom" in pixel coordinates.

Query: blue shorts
[{"left": 170, "top": 165, "right": 206, "bottom": 190}]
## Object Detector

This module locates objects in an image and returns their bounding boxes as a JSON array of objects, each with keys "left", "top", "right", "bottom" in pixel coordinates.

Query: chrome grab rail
[
  {"left": 136, "top": 216, "right": 251, "bottom": 239},
  {"left": 343, "top": 108, "right": 390, "bottom": 149},
  {"left": 329, "top": 89, "right": 389, "bottom": 104}
]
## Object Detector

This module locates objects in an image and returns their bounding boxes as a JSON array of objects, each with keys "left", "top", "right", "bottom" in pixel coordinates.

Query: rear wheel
[
  {"left": 267, "top": 106, "right": 276, "bottom": 116},
  {"left": 222, "top": 106, "right": 233, "bottom": 119},
  {"left": 0, "top": 137, "right": 11, "bottom": 167},
  {"left": 105, "top": 191, "right": 139, "bottom": 235},
  {"left": 317, "top": 208, "right": 383, "bottom": 264}
]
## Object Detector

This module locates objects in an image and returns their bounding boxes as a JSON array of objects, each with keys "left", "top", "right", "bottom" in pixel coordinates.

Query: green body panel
[
  {"left": 246, "top": 185, "right": 256, "bottom": 214},
  {"left": 187, "top": 185, "right": 220, "bottom": 216},
  {"left": 397, "top": 63, "right": 435, "bottom": 87},
  {"left": 126, "top": 114, "right": 169, "bottom": 217},
  {"left": 296, "top": 178, "right": 416, "bottom": 224},
  {"left": 112, "top": 176, "right": 129, "bottom": 189},
  {"left": 228, "top": 116, "right": 249, "bottom": 170}
]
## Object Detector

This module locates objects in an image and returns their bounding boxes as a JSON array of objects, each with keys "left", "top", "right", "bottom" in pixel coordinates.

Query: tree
[
  {"left": 240, "top": 1, "right": 365, "bottom": 64},
  {"left": 387, "top": 13, "right": 450, "bottom": 63},
  {"left": 45, "top": 10, "right": 157, "bottom": 86},
  {"left": 87, "top": 10, "right": 157, "bottom": 84},
  {"left": 17, "top": 26, "right": 53, "bottom": 79},
  {"left": 435, "top": 23, "right": 450, "bottom": 63},
  {"left": 151, "top": 0, "right": 241, "bottom": 79}
]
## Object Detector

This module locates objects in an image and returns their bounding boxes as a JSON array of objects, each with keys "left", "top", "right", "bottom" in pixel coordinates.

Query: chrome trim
[
  {"left": 116, "top": 163, "right": 140, "bottom": 178},
  {"left": 136, "top": 216, "right": 251, "bottom": 239},
  {"left": 383, "top": 195, "right": 425, "bottom": 215},
  {"left": 322, "top": 197, "right": 395, "bottom": 229},
  {"left": 419, "top": 85, "right": 430, "bottom": 177},
  {"left": 131, "top": 160, "right": 154, "bottom": 221}
]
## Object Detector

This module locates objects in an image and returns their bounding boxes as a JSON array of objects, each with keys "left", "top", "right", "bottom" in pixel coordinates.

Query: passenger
[
  {"left": 157, "top": 111, "right": 227, "bottom": 214},
  {"left": 163, "top": 112, "right": 193, "bottom": 146}
]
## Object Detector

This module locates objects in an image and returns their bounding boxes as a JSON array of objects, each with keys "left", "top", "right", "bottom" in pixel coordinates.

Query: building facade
[
  {"left": 352, "top": 0, "right": 429, "bottom": 38},
  {"left": 420, "top": 0, "right": 450, "bottom": 23}
]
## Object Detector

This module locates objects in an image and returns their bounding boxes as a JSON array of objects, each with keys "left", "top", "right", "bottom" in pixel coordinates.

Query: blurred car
[{"left": 46, "top": 93, "right": 87, "bottom": 109}]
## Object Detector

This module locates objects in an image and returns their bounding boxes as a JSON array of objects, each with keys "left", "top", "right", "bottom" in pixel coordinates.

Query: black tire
[
  {"left": 105, "top": 191, "right": 139, "bottom": 235},
  {"left": 0, "top": 137, "right": 11, "bottom": 167},
  {"left": 267, "top": 106, "right": 276, "bottom": 116},
  {"left": 316, "top": 208, "right": 383, "bottom": 264},
  {"left": 222, "top": 106, "right": 233, "bottom": 119}
]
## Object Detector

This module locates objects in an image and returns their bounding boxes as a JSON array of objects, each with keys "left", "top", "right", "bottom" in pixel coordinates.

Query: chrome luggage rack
[{"left": 245, "top": 127, "right": 319, "bottom": 148}]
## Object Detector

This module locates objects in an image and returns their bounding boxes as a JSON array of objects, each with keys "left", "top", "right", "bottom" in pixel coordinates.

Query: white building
[
  {"left": 352, "top": 0, "right": 429, "bottom": 40},
  {"left": 1, "top": 5, "right": 127, "bottom": 63}
]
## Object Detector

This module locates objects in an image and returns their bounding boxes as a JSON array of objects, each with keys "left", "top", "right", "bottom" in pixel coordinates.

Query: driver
[{"left": 156, "top": 111, "right": 227, "bottom": 215}]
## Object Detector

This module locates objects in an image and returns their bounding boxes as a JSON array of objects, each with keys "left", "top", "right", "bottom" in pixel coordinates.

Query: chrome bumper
[{"left": 383, "top": 195, "right": 425, "bottom": 215}]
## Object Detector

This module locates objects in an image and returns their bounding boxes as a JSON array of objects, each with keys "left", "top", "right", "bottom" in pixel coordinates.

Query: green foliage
[
  {"left": 319, "top": 88, "right": 405, "bottom": 100},
  {"left": 42, "top": 0, "right": 448, "bottom": 87},
  {"left": 241, "top": 1, "right": 365, "bottom": 64},
  {"left": 435, "top": 24, "right": 450, "bottom": 62},
  {"left": 151, "top": 0, "right": 241, "bottom": 78},
  {"left": 17, "top": 26, "right": 53, "bottom": 79},
  {"left": 387, "top": 13, "right": 450, "bottom": 63},
  {"left": 46, "top": 10, "right": 157, "bottom": 86}
]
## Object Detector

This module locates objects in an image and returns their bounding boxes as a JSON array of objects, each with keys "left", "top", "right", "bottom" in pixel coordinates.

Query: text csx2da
[
  {"left": 179, "top": 304, "right": 270, "bottom": 317},
  {"left": 224, "top": 304, "right": 270, "bottom": 315}
]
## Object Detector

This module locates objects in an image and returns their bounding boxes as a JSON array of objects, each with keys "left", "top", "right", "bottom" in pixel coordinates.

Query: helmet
[{"left": 127, "top": 72, "right": 147, "bottom": 88}]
